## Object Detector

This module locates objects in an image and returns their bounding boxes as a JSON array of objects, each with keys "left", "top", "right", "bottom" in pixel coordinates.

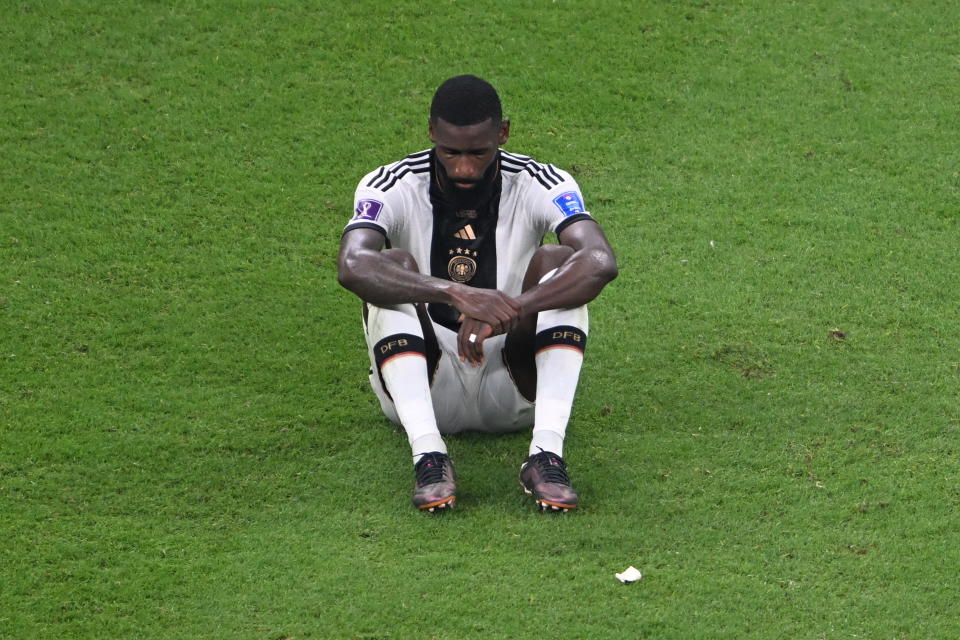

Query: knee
[
  {"left": 524, "top": 244, "right": 575, "bottom": 286},
  {"left": 535, "top": 244, "right": 575, "bottom": 268}
]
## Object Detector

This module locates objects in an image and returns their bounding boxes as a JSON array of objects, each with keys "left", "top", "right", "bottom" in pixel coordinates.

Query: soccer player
[{"left": 337, "top": 75, "right": 618, "bottom": 512}]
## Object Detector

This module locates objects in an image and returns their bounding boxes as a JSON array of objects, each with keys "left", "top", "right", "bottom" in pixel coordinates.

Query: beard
[{"left": 437, "top": 158, "right": 500, "bottom": 211}]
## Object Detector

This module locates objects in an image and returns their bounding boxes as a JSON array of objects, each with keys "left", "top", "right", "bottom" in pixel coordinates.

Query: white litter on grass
[{"left": 615, "top": 566, "right": 642, "bottom": 583}]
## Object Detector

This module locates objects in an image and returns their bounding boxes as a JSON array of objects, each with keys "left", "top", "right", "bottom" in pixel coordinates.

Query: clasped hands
[{"left": 454, "top": 288, "right": 524, "bottom": 365}]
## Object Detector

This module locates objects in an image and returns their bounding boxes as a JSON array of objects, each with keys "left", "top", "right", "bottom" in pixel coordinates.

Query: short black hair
[{"left": 430, "top": 75, "right": 502, "bottom": 126}]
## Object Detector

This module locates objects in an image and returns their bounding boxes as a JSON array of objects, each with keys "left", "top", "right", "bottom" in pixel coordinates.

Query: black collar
[{"left": 431, "top": 150, "right": 501, "bottom": 215}]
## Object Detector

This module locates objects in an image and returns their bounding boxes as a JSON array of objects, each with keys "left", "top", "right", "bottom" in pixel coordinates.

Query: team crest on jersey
[
  {"left": 447, "top": 248, "right": 478, "bottom": 283},
  {"left": 552, "top": 191, "right": 585, "bottom": 217},
  {"left": 353, "top": 198, "right": 384, "bottom": 221}
]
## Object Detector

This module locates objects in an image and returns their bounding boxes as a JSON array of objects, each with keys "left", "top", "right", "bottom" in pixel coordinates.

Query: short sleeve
[
  {"left": 530, "top": 168, "right": 594, "bottom": 236},
  {"left": 343, "top": 169, "right": 396, "bottom": 239}
]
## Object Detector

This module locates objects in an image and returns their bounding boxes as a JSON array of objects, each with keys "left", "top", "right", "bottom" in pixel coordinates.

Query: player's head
[
  {"left": 429, "top": 75, "right": 510, "bottom": 191},
  {"left": 430, "top": 75, "right": 502, "bottom": 126}
]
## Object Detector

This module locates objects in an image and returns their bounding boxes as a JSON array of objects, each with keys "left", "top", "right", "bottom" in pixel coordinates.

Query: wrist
[
  {"left": 516, "top": 291, "right": 540, "bottom": 318},
  {"left": 441, "top": 280, "right": 464, "bottom": 307}
]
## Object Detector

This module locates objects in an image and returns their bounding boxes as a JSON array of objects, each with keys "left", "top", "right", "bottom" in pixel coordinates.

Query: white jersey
[
  {"left": 348, "top": 149, "right": 594, "bottom": 432},
  {"left": 344, "top": 149, "right": 593, "bottom": 304}
]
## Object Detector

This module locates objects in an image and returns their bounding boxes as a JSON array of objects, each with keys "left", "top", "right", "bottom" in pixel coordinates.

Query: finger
[
  {"left": 481, "top": 307, "right": 505, "bottom": 335},
  {"left": 491, "top": 305, "right": 517, "bottom": 335},
  {"left": 467, "top": 322, "right": 484, "bottom": 365},
  {"left": 469, "top": 323, "right": 495, "bottom": 365},
  {"left": 457, "top": 323, "right": 470, "bottom": 362},
  {"left": 477, "top": 322, "right": 494, "bottom": 342},
  {"left": 458, "top": 320, "right": 480, "bottom": 363},
  {"left": 458, "top": 320, "right": 486, "bottom": 365},
  {"left": 502, "top": 293, "right": 523, "bottom": 315},
  {"left": 466, "top": 329, "right": 479, "bottom": 363},
  {"left": 470, "top": 333, "right": 485, "bottom": 365},
  {"left": 499, "top": 299, "right": 523, "bottom": 329},
  {"left": 457, "top": 292, "right": 520, "bottom": 332}
]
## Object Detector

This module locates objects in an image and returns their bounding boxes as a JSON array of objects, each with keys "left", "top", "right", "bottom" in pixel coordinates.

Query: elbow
[
  {"left": 337, "top": 269, "right": 352, "bottom": 292},
  {"left": 602, "top": 257, "right": 619, "bottom": 284},
  {"left": 337, "top": 257, "right": 361, "bottom": 293}
]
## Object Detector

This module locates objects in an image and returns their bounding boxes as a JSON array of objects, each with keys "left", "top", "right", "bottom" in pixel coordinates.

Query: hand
[
  {"left": 457, "top": 317, "right": 495, "bottom": 366},
  {"left": 448, "top": 285, "right": 522, "bottom": 336}
]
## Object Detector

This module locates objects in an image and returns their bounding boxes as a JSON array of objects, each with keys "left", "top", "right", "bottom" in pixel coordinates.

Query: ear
[
  {"left": 498, "top": 119, "right": 510, "bottom": 145},
  {"left": 428, "top": 119, "right": 435, "bottom": 143}
]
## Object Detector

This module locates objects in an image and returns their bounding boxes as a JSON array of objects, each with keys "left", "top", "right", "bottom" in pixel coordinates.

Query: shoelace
[
  {"left": 530, "top": 450, "right": 570, "bottom": 485},
  {"left": 415, "top": 453, "right": 448, "bottom": 485}
]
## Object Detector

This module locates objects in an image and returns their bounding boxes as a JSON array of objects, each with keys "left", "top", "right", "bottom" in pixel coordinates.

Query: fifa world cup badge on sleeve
[
  {"left": 353, "top": 199, "right": 384, "bottom": 221},
  {"left": 552, "top": 191, "right": 585, "bottom": 217}
]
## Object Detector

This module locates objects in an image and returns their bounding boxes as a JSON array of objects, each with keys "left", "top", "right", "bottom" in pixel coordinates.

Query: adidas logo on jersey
[{"left": 454, "top": 225, "right": 477, "bottom": 240}]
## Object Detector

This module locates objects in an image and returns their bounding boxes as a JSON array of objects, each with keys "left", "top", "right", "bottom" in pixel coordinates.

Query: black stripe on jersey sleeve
[
  {"left": 367, "top": 152, "right": 431, "bottom": 192},
  {"left": 499, "top": 150, "right": 529, "bottom": 166},
  {"left": 369, "top": 160, "right": 429, "bottom": 190},
  {"left": 372, "top": 166, "right": 408, "bottom": 191},
  {"left": 555, "top": 213, "right": 594, "bottom": 236},
  {"left": 364, "top": 166, "right": 386, "bottom": 189},
  {"left": 377, "top": 163, "right": 430, "bottom": 192},
  {"left": 500, "top": 152, "right": 562, "bottom": 190},
  {"left": 342, "top": 221, "right": 388, "bottom": 237},
  {"left": 527, "top": 165, "right": 560, "bottom": 190},
  {"left": 500, "top": 153, "right": 532, "bottom": 175},
  {"left": 543, "top": 163, "right": 564, "bottom": 185}
]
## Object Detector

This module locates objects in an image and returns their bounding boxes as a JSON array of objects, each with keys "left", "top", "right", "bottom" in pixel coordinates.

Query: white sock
[
  {"left": 529, "top": 429, "right": 565, "bottom": 458},
  {"left": 529, "top": 300, "right": 588, "bottom": 459},
  {"left": 410, "top": 434, "right": 447, "bottom": 464},
  {"left": 366, "top": 303, "right": 446, "bottom": 463}
]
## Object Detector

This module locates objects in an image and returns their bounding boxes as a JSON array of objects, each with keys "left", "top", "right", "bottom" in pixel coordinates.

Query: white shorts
[{"left": 367, "top": 323, "right": 535, "bottom": 434}]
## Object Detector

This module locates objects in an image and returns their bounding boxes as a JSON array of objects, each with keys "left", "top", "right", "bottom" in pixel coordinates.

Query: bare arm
[
  {"left": 515, "top": 219, "right": 619, "bottom": 316},
  {"left": 455, "top": 219, "right": 618, "bottom": 365},
  {"left": 337, "top": 228, "right": 450, "bottom": 305},
  {"left": 337, "top": 228, "right": 523, "bottom": 333}
]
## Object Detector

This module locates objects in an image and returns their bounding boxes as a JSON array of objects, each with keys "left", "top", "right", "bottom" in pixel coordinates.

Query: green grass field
[{"left": 3, "top": 1, "right": 959, "bottom": 638}]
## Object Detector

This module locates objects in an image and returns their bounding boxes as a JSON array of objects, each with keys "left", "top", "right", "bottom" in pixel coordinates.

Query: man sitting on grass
[{"left": 337, "top": 75, "right": 618, "bottom": 512}]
